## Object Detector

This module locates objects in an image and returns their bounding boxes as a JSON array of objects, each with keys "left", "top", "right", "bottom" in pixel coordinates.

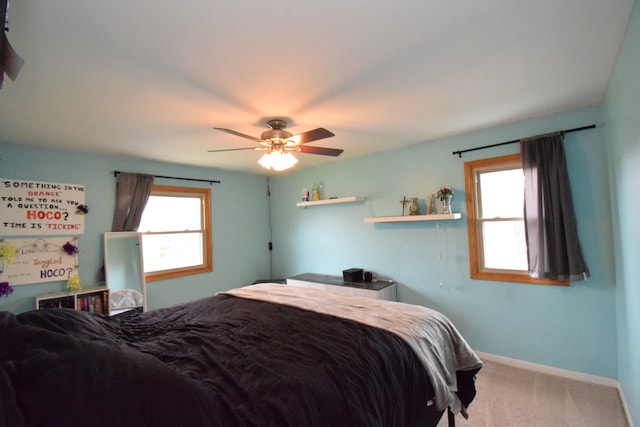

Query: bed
[{"left": 0, "top": 283, "right": 482, "bottom": 427}]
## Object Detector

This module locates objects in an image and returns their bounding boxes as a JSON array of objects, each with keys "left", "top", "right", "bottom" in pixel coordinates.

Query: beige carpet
[{"left": 437, "top": 359, "right": 629, "bottom": 427}]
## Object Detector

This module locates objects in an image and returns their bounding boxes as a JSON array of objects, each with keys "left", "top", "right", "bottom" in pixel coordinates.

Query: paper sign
[
  {"left": 0, "top": 237, "right": 79, "bottom": 286},
  {"left": 0, "top": 178, "right": 85, "bottom": 235}
]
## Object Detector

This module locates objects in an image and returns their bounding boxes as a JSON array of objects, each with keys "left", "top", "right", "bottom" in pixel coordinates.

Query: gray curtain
[
  {"left": 1, "top": 27, "right": 25, "bottom": 88},
  {"left": 111, "top": 172, "right": 154, "bottom": 232},
  {"left": 520, "top": 131, "right": 590, "bottom": 281}
]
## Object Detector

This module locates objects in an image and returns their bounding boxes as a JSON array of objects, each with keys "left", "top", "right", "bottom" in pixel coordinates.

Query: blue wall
[
  {"left": 0, "top": 143, "right": 271, "bottom": 313},
  {"left": 604, "top": 2, "right": 640, "bottom": 424},
  {"left": 269, "top": 106, "right": 618, "bottom": 379}
]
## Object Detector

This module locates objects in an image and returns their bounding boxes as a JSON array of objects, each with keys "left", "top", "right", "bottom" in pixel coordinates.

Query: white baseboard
[
  {"left": 475, "top": 351, "right": 618, "bottom": 386},
  {"left": 475, "top": 351, "right": 634, "bottom": 427},
  {"left": 619, "top": 387, "right": 635, "bottom": 427}
]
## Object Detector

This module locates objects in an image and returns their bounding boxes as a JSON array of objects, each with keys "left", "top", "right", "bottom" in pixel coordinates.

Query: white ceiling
[{"left": 0, "top": 1, "right": 635, "bottom": 175}]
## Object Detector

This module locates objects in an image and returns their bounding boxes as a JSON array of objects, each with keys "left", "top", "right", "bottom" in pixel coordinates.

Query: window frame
[
  {"left": 464, "top": 153, "right": 567, "bottom": 286},
  {"left": 140, "top": 184, "right": 212, "bottom": 283}
]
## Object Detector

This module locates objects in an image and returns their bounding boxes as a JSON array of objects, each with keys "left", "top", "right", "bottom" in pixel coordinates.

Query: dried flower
[
  {"left": 437, "top": 187, "right": 454, "bottom": 200},
  {"left": 62, "top": 241, "right": 79, "bottom": 256},
  {"left": 0, "top": 242, "right": 18, "bottom": 264},
  {"left": 67, "top": 275, "right": 81, "bottom": 292},
  {"left": 0, "top": 282, "right": 13, "bottom": 298}
]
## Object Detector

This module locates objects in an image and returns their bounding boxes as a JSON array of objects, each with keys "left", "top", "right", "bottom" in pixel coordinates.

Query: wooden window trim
[
  {"left": 464, "top": 154, "right": 568, "bottom": 286},
  {"left": 143, "top": 185, "right": 212, "bottom": 283}
]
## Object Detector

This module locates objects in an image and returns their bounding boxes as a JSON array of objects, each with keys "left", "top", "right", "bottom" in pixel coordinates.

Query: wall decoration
[
  {"left": 0, "top": 178, "right": 85, "bottom": 235},
  {"left": 399, "top": 196, "right": 409, "bottom": 216},
  {"left": 66, "top": 274, "right": 82, "bottom": 292},
  {"left": 0, "top": 237, "right": 79, "bottom": 286},
  {"left": 0, "top": 281, "right": 13, "bottom": 298}
]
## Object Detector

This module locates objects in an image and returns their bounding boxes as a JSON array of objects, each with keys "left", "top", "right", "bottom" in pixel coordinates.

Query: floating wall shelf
[
  {"left": 364, "top": 213, "right": 462, "bottom": 223},
  {"left": 296, "top": 196, "right": 366, "bottom": 207}
]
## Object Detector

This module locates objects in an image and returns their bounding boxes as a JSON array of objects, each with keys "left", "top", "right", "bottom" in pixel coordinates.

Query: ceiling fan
[{"left": 209, "top": 119, "right": 343, "bottom": 160}]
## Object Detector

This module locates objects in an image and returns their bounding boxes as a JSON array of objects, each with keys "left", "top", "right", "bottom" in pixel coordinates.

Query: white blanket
[{"left": 221, "top": 283, "right": 482, "bottom": 412}]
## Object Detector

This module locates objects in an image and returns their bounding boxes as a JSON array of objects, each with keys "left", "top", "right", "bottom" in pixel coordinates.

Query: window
[
  {"left": 137, "top": 185, "right": 212, "bottom": 282},
  {"left": 464, "top": 154, "right": 566, "bottom": 286}
]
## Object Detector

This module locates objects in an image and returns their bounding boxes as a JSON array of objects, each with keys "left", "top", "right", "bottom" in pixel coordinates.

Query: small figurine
[
  {"left": 428, "top": 194, "right": 437, "bottom": 214},
  {"left": 409, "top": 197, "right": 419, "bottom": 215}
]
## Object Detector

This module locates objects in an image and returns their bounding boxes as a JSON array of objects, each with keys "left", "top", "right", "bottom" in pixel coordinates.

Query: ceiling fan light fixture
[{"left": 258, "top": 151, "right": 298, "bottom": 171}]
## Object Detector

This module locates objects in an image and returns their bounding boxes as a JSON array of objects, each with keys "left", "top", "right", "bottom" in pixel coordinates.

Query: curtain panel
[
  {"left": 111, "top": 173, "right": 154, "bottom": 232},
  {"left": 520, "top": 132, "right": 590, "bottom": 281},
  {"left": 1, "top": 23, "right": 25, "bottom": 88}
]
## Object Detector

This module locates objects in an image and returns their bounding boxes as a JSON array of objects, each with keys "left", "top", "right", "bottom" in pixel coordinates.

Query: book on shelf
[
  {"left": 77, "top": 292, "right": 107, "bottom": 314},
  {"left": 38, "top": 296, "right": 74, "bottom": 310},
  {"left": 37, "top": 288, "right": 109, "bottom": 314}
]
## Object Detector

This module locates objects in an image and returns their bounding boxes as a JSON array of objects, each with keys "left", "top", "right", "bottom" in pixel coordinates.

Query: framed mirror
[{"left": 104, "top": 232, "right": 146, "bottom": 315}]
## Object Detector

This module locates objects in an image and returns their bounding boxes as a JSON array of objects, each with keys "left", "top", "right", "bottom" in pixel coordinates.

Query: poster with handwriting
[
  {"left": 0, "top": 178, "right": 85, "bottom": 236},
  {"left": 0, "top": 237, "right": 79, "bottom": 286}
]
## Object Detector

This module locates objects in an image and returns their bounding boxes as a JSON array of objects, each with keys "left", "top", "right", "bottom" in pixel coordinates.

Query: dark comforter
[{"left": 0, "top": 294, "right": 478, "bottom": 427}]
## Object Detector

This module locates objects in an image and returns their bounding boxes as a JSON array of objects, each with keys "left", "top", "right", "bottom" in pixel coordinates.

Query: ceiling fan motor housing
[
  {"left": 267, "top": 119, "right": 287, "bottom": 130},
  {"left": 262, "top": 120, "right": 293, "bottom": 144}
]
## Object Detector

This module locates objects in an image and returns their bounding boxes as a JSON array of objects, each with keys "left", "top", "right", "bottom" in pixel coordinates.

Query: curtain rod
[
  {"left": 113, "top": 171, "right": 221, "bottom": 185},
  {"left": 452, "top": 124, "right": 596, "bottom": 158}
]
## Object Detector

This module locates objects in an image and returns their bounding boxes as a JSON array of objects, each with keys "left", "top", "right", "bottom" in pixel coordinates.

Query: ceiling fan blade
[
  {"left": 298, "top": 145, "right": 344, "bottom": 157},
  {"left": 288, "top": 128, "right": 335, "bottom": 145},
  {"left": 214, "top": 127, "right": 262, "bottom": 142},
  {"left": 208, "top": 147, "right": 260, "bottom": 153}
]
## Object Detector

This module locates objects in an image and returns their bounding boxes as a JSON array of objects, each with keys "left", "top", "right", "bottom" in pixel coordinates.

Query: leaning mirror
[{"left": 104, "top": 232, "right": 146, "bottom": 316}]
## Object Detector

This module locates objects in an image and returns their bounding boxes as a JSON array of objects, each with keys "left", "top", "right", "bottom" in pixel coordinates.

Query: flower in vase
[{"left": 437, "top": 187, "right": 454, "bottom": 200}]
